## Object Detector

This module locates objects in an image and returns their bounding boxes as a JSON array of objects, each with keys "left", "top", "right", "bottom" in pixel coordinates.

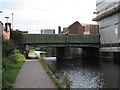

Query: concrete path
[{"left": 13, "top": 59, "right": 57, "bottom": 88}]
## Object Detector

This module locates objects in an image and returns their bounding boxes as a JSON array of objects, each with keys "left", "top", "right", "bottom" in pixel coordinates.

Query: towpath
[{"left": 13, "top": 59, "right": 57, "bottom": 88}]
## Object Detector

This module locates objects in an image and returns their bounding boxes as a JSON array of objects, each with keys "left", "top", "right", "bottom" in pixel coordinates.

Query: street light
[
  {"left": 0, "top": 11, "right": 2, "bottom": 13},
  {"left": 5, "top": 17, "right": 9, "bottom": 23},
  {"left": 12, "top": 13, "right": 14, "bottom": 30}
]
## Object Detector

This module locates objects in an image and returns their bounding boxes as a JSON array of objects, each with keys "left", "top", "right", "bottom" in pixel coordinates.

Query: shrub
[
  {"left": 2, "top": 39, "right": 25, "bottom": 89},
  {"left": 2, "top": 55, "right": 25, "bottom": 89},
  {"left": 14, "top": 53, "right": 26, "bottom": 61},
  {"left": 61, "top": 73, "right": 72, "bottom": 88},
  {"left": 2, "top": 57, "right": 13, "bottom": 70},
  {"left": 3, "top": 52, "right": 26, "bottom": 64},
  {"left": 2, "top": 60, "right": 25, "bottom": 88},
  {"left": 2, "top": 40, "right": 17, "bottom": 57}
]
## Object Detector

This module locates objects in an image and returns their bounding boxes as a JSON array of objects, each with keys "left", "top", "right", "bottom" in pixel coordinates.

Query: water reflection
[{"left": 45, "top": 57, "right": 119, "bottom": 88}]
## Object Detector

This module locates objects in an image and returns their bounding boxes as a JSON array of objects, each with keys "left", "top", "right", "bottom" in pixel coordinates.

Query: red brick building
[
  {"left": 68, "top": 21, "right": 85, "bottom": 34},
  {"left": 2, "top": 23, "right": 11, "bottom": 40},
  {"left": 61, "top": 21, "right": 85, "bottom": 34},
  {"left": 82, "top": 24, "right": 99, "bottom": 35}
]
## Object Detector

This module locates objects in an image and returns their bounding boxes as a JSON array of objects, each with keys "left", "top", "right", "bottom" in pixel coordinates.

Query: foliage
[
  {"left": 2, "top": 57, "right": 13, "bottom": 70},
  {"left": 11, "top": 53, "right": 25, "bottom": 62},
  {"left": 28, "top": 49, "right": 35, "bottom": 56},
  {"left": 48, "top": 64, "right": 59, "bottom": 75},
  {"left": 2, "top": 40, "right": 17, "bottom": 57},
  {"left": 0, "top": 69, "right": 2, "bottom": 89},
  {"left": 2, "top": 57, "right": 25, "bottom": 88},
  {"left": 2, "top": 40, "right": 25, "bottom": 89},
  {"left": 61, "top": 73, "right": 73, "bottom": 88}
]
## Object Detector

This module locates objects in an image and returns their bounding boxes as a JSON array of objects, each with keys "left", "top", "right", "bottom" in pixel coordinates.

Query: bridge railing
[{"left": 22, "top": 34, "right": 100, "bottom": 44}]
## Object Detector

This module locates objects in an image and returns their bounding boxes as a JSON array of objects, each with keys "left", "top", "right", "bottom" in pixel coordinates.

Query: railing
[{"left": 22, "top": 34, "right": 100, "bottom": 44}]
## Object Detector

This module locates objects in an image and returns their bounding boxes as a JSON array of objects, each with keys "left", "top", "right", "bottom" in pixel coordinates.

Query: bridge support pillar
[
  {"left": 56, "top": 47, "right": 72, "bottom": 59},
  {"left": 56, "top": 47, "right": 65, "bottom": 59},
  {"left": 82, "top": 47, "right": 99, "bottom": 58}
]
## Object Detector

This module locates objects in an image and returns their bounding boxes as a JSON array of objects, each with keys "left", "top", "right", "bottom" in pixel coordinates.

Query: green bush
[
  {"left": 2, "top": 57, "right": 13, "bottom": 70},
  {"left": 2, "top": 40, "right": 17, "bottom": 57},
  {"left": 61, "top": 73, "right": 72, "bottom": 88},
  {"left": 7, "top": 53, "right": 26, "bottom": 63},
  {"left": 2, "top": 40, "right": 26, "bottom": 89},
  {"left": 2, "top": 60, "right": 25, "bottom": 88},
  {"left": 2, "top": 56, "right": 25, "bottom": 89}
]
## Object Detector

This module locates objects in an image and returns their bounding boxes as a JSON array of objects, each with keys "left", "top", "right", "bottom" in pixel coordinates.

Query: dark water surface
[{"left": 45, "top": 58, "right": 119, "bottom": 88}]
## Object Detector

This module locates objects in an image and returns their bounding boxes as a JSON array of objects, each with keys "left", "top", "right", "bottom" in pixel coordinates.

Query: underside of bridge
[
  {"left": 56, "top": 47, "right": 99, "bottom": 59},
  {"left": 22, "top": 45, "right": 99, "bottom": 59}
]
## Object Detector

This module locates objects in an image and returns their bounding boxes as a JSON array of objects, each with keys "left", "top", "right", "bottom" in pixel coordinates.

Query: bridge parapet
[
  {"left": 22, "top": 34, "right": 100, "bottom": 44},
  {"left": 67, "top": 34, "right": 100, "bottom": 44}
]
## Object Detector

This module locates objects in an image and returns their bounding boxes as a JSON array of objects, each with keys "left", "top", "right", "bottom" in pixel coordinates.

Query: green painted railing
[{"left": 22, "top": 34, "right": 100, "bottom": 44}]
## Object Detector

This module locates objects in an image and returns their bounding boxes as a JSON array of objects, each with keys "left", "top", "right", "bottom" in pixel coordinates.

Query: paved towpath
[{"left": 13, "top": 59, "right": 57, "bottom": 88}]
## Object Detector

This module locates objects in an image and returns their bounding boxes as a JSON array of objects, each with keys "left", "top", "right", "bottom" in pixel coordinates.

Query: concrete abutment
[{"left": 82, "top": 47, "right": 99, "bottom": 58}]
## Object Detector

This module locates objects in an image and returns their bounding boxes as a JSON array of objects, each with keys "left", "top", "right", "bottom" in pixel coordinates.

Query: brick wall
[
  {"left": 68, "top": 21, "right": 85, "bottom": 35},
  {"left": 85, "top": 24, "right": 99, "bottom": 35},
  {"left": 3, "top": 23, "right": 11, "bottom": 40}
]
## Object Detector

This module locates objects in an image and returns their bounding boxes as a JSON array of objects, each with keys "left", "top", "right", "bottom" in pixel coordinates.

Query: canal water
[{"left": 45, "top": 57, "right": 119, "bottom": 88}]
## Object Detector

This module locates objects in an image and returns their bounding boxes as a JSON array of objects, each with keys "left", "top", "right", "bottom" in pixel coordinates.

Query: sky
[{"left": 0, "top": 0, "right": 97, "bottom": 33}]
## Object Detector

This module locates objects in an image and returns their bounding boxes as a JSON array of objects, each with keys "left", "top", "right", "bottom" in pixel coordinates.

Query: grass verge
[
  {"left": 38, "top": 59, "right": 63, "bottom": 89},
  {"left": 2, "top": 54, "right": 25, "bottom": 89}
]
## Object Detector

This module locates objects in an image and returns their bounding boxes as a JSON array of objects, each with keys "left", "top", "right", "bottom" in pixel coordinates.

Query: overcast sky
[{"left": 0, "top": 0, "right": 97, "bottom": 33}]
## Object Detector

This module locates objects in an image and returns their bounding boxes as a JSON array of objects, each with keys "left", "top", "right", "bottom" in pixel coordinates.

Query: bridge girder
[{"left": 23, "top": 43, "right": 100, "bottom": 50}]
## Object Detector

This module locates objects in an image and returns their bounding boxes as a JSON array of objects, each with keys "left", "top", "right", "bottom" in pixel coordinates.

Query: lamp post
[
  {"left": 12, "top": 13, "right": 14, "bottom": 30},
  {"left": 0, "top": 11, "right": 2, "bottom": 13},
  {"left": 5, "top": 17, "right": 9, "bottom": 23}
]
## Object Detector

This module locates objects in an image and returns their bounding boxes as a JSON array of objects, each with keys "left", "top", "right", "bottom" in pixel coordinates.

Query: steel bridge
[
  {"left": 10, "top": 30, "right": 100, "bottom": 48},
  {"left": 11, "top": 32, "right": 100, "bottom": 58},
  {"left": 21, "top": 34, "right": 100, "bottom": 48}
]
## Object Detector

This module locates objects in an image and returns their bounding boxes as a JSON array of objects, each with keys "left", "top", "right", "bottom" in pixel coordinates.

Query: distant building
[
  {"left": 61, "top": 21, "right": 85, "bottom": 35},
  {"left": 82, "top": 24, "right": 99, "bottom": 35},
  {"left": 2, "top": 23, "right": 11, "bottom": 40},
  {"left": 93, "top": 0, "right": 120, "bottom": 60},
  {"left": 22, "top": 31, "right": 28, "bottom": 34},
  {"left": 61, "top": 28, "right": 69, "bottom": 34},
  {"left": 41, "top": 29, "right": 55, "bottom": 34}
]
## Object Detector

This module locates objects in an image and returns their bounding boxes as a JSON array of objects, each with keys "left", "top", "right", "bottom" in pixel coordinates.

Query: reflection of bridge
[{"left": 11, "top": 32, "right": 100, "bottom": 59}]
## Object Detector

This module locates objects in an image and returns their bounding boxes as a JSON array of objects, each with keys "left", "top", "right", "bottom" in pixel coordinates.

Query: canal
[{"left": 45, "top": 58, "right": 119, "bottom": 88}]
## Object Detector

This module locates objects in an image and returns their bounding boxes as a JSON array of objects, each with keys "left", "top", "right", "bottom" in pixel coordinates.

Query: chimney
[
  {"left": 58, "top": 26, "right": 61, "bottom": 34},
  {"left": 5, "top": 23, "right": 11, "bottom": 32},
  {"left": 5, "top": 23, "right": 11, "bottom": 40}
]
